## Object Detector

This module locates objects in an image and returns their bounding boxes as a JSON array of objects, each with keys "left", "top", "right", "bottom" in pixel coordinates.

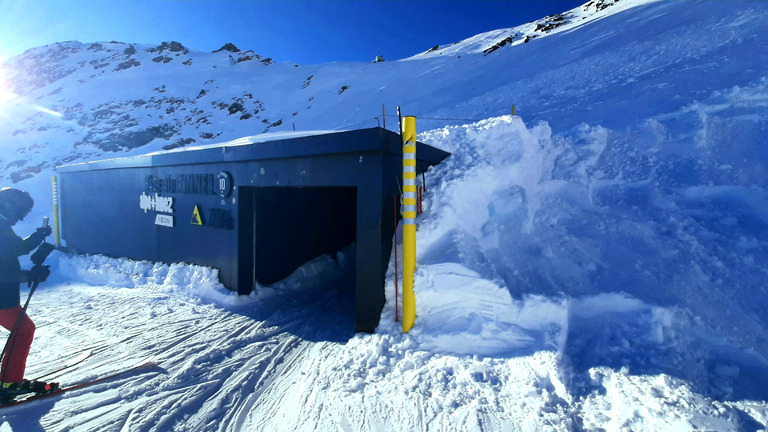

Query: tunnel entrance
[{"left": 247, "top": 186, "right": 357, "bottom": 287}]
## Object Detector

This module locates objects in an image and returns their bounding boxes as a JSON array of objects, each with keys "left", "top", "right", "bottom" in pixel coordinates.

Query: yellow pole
[
  {"left": 402, "top": 116, "right": 417, "bottom": 332},
  {"left": 511, "top": 105, "right": 515, "bottom": 116},
  {"left": 51, "top": 176, "right": 61, "bottom": 246}
]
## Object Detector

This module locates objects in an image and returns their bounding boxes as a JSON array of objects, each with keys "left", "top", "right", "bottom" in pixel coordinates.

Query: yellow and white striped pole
[
  {"left": 402, "top": 116, "right": 417, "bottom": 333},
  {"left": 51, "top": 176, "right": 61, "bottom": 246}
]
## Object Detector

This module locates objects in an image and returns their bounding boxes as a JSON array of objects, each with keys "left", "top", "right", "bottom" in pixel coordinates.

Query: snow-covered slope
[
  {"left": 405, "top": 0, "right": 659, "bottom": 60},
  {"left": 0, "top": 0, "right": 767, "bottom": 430}
]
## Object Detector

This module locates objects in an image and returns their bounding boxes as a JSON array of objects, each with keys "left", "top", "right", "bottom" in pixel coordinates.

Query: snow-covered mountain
[
  {"left": 1, "top": 0, "right": 767, "bottom": 430},
  {"left": 0, "top": 0, "right": 682, "bottom": 184}
]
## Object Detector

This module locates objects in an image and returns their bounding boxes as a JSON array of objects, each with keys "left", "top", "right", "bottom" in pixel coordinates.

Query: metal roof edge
[{"left": 55, "top": 127, "right": 450, "bottom": 173}]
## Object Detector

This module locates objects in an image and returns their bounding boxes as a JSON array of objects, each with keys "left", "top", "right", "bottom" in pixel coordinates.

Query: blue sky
[{"left": 0, "top": 0, "right": 585, "bottom": 64}]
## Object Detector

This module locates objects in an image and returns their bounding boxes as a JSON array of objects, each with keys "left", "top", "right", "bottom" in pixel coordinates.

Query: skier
[{"left": 0, "top": 187, "right": 54, "bottom": 400}]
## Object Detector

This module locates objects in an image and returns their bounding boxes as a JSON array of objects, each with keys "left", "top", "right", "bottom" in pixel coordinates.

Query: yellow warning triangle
[{"left": 191, "top": 205, "right": 203, "bottom": 225}]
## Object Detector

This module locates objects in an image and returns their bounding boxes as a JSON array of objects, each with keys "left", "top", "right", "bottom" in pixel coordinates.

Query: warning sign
[{"left": 191, "top": 205, "right": 203, "bottom": 225}]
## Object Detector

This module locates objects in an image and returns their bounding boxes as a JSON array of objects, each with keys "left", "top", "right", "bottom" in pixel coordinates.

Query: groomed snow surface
[{"left": 2, "top": 114, "right": 767, "bottom": 431}]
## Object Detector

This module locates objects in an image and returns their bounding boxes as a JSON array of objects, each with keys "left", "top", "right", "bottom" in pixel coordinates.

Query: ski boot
[{"left": 0, "top": 380, "right": 59, "bottom": 403}]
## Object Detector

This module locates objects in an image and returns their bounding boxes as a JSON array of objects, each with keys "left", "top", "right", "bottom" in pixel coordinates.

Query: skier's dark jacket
[{"left": 0, "top": 216, "right": 46, "bottom": 309}]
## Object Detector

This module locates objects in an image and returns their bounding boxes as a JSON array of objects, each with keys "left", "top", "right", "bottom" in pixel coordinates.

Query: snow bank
[
  {"left": 53, "top": 244, "right": 354, "bottom": 314},
  {"left": 403, "top": 111, "right": 768, "bottom": 362},
  {"left": 363, "top": 113, "right": 767, "bottom": 428},
  {"left": 56, "top": 253, "right": 229, "bottom": 303}
]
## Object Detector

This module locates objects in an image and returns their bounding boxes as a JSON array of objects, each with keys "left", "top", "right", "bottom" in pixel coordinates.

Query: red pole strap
[
  {"left": 417, "top": 185, "right": 423, "bottom": 214},
  {"left": 416, "top": 186, "right": 420, "bottom": 214}
]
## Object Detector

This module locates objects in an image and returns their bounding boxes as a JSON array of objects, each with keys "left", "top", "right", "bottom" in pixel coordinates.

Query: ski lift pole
[{"left": 401, "top": 116, "right": 417, "bottom": 333}]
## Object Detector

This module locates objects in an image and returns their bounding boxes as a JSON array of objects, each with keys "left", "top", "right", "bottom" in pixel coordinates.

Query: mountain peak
[{"left": 213, "top": 43, "right": 241, "bottom": 53}]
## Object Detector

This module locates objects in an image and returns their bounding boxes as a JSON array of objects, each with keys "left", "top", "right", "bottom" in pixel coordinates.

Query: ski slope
[
  {"left": 2, "top": 113, "right": 767, "bottom": 431},
  {"left": 0, "top": 0, "right": 767, "bottom": 430}
]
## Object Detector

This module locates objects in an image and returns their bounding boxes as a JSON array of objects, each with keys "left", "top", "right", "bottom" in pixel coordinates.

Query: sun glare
[
  {"left": 0, "top": 69, "right": 63, "bottom": 119},
  {"left": 0, "top": 70, "right": 18, "bottom": 106}
]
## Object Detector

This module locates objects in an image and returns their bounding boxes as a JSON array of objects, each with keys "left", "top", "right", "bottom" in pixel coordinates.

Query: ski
[
  {"left": 33, "top": 350, "right": 93, "bottom": 381},
  {"left": 1, "top": 355, "right": 156, "bottom": 408}
]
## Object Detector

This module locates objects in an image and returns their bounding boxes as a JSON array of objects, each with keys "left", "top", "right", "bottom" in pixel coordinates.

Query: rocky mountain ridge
[
  {"left": 407, "top": 0, "right": 647, "bottom": 59},
  {"left": 0, "top": 39, "right": 310, "bottom": 183}
]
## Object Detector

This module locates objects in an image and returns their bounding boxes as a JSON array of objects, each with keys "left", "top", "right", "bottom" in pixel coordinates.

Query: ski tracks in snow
[{"left": 0, "top": 280, "right": 328, "bottom": 432}]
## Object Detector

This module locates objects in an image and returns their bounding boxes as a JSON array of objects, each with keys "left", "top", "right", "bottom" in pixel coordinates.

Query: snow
[
  {"left": 0, "top": 0, "right": 767, "bottom": 430},
  {"left": 123, "top": 130, "right": 346, "bottom": 159},
  {"left": 4, "top": 112, "right": 767, "bottom": 430},
  {"left": 405, "top": 0, "right": 663, "bottom": 61}
]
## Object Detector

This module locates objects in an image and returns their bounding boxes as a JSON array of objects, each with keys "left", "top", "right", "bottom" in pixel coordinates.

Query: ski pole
[
  {"left": 0, "top": 241, "right": 55, "bottom": 387},
  {"left": 0, "top": 277, "right": 43, "bottom": 386}
]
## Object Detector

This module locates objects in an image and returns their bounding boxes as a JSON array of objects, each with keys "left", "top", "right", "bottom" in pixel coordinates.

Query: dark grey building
[{"left": 56, "top": 128, "right": 449, "bottom": 332}]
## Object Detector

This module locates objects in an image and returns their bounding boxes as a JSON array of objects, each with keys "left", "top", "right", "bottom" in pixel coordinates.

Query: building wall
[
  {"left": 59, "top": 152, "right": 389, "bottom": 332},
  {"left": 60, "top": 164, "right": 241, "bottom": 288},
  {"left": 57, "top": 128, "right": 450, "bottom": 333}
]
